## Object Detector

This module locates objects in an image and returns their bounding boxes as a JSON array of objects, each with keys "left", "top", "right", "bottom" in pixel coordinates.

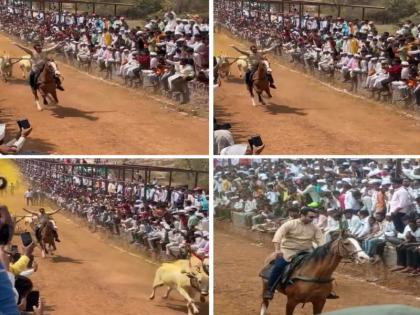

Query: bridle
[{"left": 335, "top": 238, "right": 363, "bottom": 262}]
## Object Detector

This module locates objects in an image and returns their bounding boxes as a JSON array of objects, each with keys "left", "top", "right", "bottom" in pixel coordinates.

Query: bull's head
[{"left": 185, "top": 270, "right": 209, "bottom": 298}]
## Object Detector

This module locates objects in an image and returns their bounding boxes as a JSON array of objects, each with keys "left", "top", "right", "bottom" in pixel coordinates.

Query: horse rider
[
  {"left": 229, "top": 44, "right": 278, "bottom": 90},
  {"left": 23, "top": 207, "right": 62, "bottom": 243},
  {"left": 13, "top": 41, "right": 65, "bottom": 92},
  {"left": 264, "top": 207, "right": 338, "bottom": 300}
]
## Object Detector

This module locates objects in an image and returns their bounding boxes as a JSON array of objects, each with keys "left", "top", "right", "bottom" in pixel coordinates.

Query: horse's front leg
[
  {"left": 258, "top": 92, "right": 265, "bottom": 105},
  {"left": 40, "top": 242, "right": 47, "bottom": 258},
  {"left": 260, "top": 299, "right": 270, "bottom": 315},
  {"left": 312, "top": 299, "right": 326, "bottom": 315},
  {"left": 33, "top": 89, "right": 43, "bottom": 111},
  {"left": 265, "top": 86, "right": 272, "bottom": 98},
  {"left": 285, "top": 298, "right": 298, "bottom": 315},
  {"left": 248, "top": 85, "right": 256, "bottom": 107}
]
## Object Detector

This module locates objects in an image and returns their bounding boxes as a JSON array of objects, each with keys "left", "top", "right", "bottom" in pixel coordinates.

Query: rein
[{"left": 290, "top": 275, "right": 334, "bottom": 284}]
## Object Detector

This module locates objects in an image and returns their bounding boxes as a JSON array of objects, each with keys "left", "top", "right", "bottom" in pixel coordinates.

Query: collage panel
[
  {"left": 214, "top": 158, "right": 420, "bottom": 315},
  {"left": 0, "top": 158, "right": 209, "bottom": 315},
  {"left": 214, "top": 0, "right": 420, "bottom": 155},
  {"left": 0, "top": 1, "right": 209, "bottom": 155}
]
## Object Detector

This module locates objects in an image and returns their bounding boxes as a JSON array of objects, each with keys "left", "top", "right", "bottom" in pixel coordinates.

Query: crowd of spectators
[
  {"left": 214, "top": 158, "right": 420, "bottom": 275},
  {"left": 0, "top": 4, "right": 209, "bottom": 104},
  {"left": 216, "top": 1, "right": 420, "bottom": 107},
  {"left": 19, "top": 159, "right": 209, "bottom": 260}
]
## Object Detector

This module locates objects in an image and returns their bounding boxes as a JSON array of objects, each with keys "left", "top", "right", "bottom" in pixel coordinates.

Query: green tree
[{"left": 134, "top": 0, "right": 163, "bottom": 17}]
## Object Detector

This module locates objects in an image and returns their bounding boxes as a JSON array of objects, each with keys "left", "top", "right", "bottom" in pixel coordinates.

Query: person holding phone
[
  {"left": 0, "top": 123, "right": 32, "bottom": 155},
  {"left": 0, "top": 204, "right": 21, "bottom": 315},
  {"left": 1, "top": 205, "right": 44, "bottom": 315}
]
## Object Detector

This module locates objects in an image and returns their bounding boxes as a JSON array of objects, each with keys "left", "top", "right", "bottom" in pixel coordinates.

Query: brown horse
[
  {"left": 34, "top": 61, "right": 59, "bottom": 111},
  {"left": 39, "top": 221, "right": 56, "bottom": 258},
  {"left": 250, "top": 61, "right": 272, "bottom": 106},
  {"left": 260, "top": 235, "right": 370, "bottom": 315}
]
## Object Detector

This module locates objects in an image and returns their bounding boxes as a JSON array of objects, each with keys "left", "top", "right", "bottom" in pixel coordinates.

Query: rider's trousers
[{"left": 267, "top": 256, "right": 289, "bottom": 292}]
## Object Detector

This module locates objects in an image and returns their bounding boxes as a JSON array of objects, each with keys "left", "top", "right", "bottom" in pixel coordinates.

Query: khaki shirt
[{"left": 272, "top": 218, "right": 325, "bottom": 261}]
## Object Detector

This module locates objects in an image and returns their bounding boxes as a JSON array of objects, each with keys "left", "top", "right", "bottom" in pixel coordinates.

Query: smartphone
[
  {"left": 25, "top": 290, "right": 39, "bottom": 312},
  {"left": 17, "top": 119, "right": 31, "bottom": 129},
  {"left": 21, "top": 232, "right": 33, "bottom": 247}
]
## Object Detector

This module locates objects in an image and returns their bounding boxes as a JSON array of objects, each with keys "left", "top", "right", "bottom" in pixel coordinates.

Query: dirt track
[
  {"left": 1, "top": 163, "right": 208, "bottom": 315},
  {"left": 214, "top": 31, "right": 420, "bottom": 155},
  {"left": 215, "top": 227, "right": 420, "bottom": 315},
  {"left": 0, "top": 33, "right": 208, "bottom": 154}
]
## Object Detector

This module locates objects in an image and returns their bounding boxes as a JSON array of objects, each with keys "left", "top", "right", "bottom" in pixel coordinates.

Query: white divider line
[{"left": 109, "top": 244, "right": 158, "bottom": 266}]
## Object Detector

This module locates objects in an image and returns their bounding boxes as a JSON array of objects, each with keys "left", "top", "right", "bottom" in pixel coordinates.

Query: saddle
[{"left": 259, "top": 251, "right": 309, "bottom": 289}]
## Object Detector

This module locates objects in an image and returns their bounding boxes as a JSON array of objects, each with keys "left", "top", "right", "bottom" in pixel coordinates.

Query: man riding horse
[
  {"left": 264, "top": 207, "right": 337, "bottom": 300},
  {"left": 23, "top": 207, "right": 62, "bottom": 243},
  {"left": 229, "top": 44, "right": 277, "bottom": 91},
  {"left": 13, "top": 42, "right": 65, "bottom": 92}
]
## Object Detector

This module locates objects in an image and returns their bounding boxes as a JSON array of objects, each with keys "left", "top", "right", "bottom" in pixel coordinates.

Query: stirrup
[
  {"left": 326, "top": 292, "right": 339, "bottom": 299},
  {"left": 263, "top": 290, "right": 274, "bottom": 300}
]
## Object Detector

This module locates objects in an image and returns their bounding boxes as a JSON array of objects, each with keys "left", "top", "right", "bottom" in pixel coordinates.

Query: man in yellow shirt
[
  {"left": 264, "top": 207, "right": 324, "bottom": 299},
  {"left": 103, "top": 29, "right": 112, "bottom": 47},
  {"left": 347, "top": 34, "right": 359, "bottom": 55},
  {"left": 221, "top": 176, "right": 231, "bottom": 194}
]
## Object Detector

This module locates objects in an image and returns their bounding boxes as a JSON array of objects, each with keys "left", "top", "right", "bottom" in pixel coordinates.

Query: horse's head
[
  {"left": 44, "top": 61, "right": 60, "bottom": 77},
  {"left": 336, "top": 231, "right": 370, "bottom": 264}
]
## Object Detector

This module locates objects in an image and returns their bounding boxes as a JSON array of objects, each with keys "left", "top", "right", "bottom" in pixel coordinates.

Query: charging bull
[
  {"left": 236, "top": 55, "right": 249, "bottom": 78},
  {"left": 0, "top": 54, "right": 12, "bottom": 82},
  {"left": 18, "top": 55, "right": 32, "bottom": 79},
  {"left": 149, "top": 255, "right": 209, "bottom": 315}
]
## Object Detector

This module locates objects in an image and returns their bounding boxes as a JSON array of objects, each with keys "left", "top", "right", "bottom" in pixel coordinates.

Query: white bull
[
  {"left": 0, "top": 54, "right": 12, "bottom": 82},
  {"left": 217, "top": 55, "right": 237, "bottom": 79},
  {"left": 18, "top": 55, "right": 32, "bottom": 79},
  {"left": 149, "top": 257, "right": 209, "bottom": 315},
  {"left": 236, "top": 55, "right": 249, "bottom": 78}
]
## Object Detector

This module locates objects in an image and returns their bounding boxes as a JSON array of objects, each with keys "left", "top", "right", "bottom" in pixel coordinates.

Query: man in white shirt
[
  {"left": 353, "top": 210, "right": 370, "bottom": 239},
  {"left": 344, "top": 209, "right": 362, "bottom": 235},
  {"left": 389, "top": 178, "right": 412, "bottom": 233}
]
